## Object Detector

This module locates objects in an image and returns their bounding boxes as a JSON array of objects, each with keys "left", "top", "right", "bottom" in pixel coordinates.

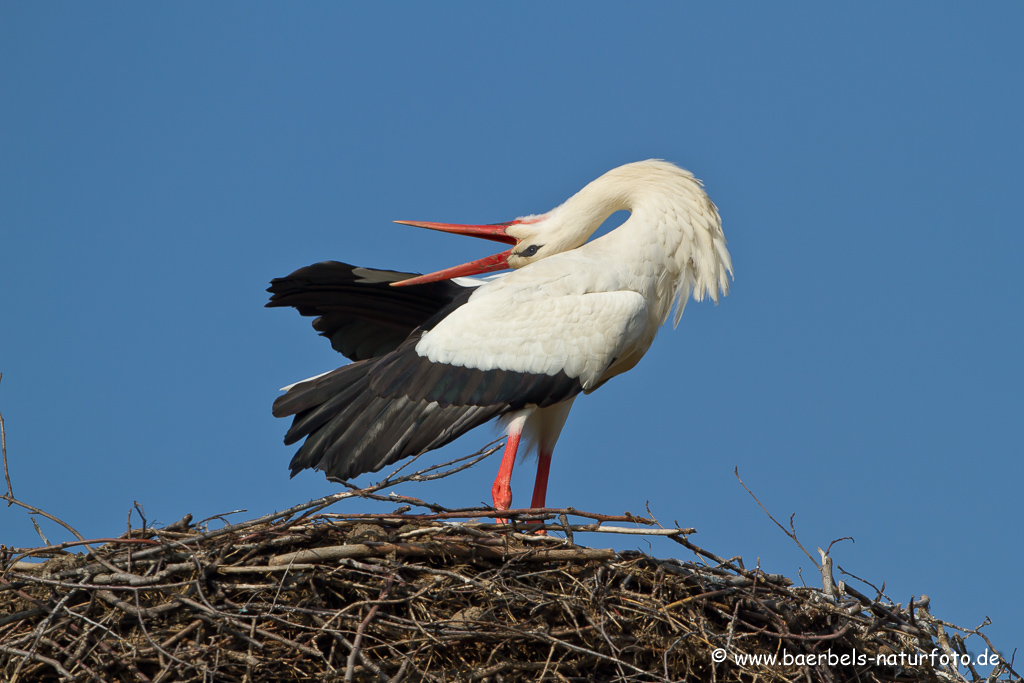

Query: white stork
[{"left": 268, "top": 160, "right": 732, "bottom": 514}]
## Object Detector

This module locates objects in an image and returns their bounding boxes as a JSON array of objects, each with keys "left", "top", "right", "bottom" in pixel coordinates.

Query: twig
[
  {"left": 345, "top": 575, "right": 393, "bottom": 682},
  {"left": 0, "top": 373, "right": 12, "bottom": 504},
  {"left": 734, "top": 467, "right": 819, "bottom": 568},
  {"left": 2, "top": 496, "right": 86, "bottom": 544},
  {"left": 317, "top": 507, "right": 658, "bottom": 526},
  {"left": 0, "top": 643, "right": 75, "bottom": 681}
]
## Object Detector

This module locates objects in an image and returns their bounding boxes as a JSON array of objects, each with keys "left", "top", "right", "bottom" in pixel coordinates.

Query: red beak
[{"left": 390, "top": 220, "right": 520, "bottom": 287}]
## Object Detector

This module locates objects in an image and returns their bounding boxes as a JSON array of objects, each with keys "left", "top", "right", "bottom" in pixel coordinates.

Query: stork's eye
[{"left": 519, "top": 244, "right": 542, "bottom": 258}]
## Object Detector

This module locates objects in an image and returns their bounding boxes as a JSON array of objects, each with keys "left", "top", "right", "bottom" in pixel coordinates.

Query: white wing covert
[{"left": 415, "top": 289, "right": 649, "bottom": 391}]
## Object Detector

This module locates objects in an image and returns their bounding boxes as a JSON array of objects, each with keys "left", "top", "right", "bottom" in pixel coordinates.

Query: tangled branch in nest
[{"left": 0, "top": 435, "right": 1019, "bottom": 682}]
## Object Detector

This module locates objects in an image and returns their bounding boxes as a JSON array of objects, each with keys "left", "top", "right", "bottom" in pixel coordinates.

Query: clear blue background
[{"left": 2, "top": 3, "right": 1021, "bottom": 666}]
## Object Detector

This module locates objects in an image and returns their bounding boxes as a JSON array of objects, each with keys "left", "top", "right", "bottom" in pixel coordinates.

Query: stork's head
[
  {"left": 390, "top": 158, "right": 731, "bottom": 297},
  {"left": 389, "top": 210, "right": 587, "bottom": 286}
]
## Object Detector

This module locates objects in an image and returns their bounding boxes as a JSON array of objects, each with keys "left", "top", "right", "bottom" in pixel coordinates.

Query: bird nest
[
  {"left": 1, "top": 506, "right": 1018, "bottom": 682},
  {"left": 1, "top": 440, "right": 1019, "bottom": 682}
]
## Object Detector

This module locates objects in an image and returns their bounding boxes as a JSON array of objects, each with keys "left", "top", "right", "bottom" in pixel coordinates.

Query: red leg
[
  {"left": 492, "top": 414, "right": 527, "bottom": 521},
  {"left": 527, "top": 449, "right": 553, "bottom": 535},
  {"left": 530, "top": 450, "right": 552, "bottom": 509}
]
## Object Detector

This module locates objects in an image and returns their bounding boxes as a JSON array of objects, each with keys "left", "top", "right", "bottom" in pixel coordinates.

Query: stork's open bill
[{"left": 267, "top": 160, "right": 733, "bottom": 521}]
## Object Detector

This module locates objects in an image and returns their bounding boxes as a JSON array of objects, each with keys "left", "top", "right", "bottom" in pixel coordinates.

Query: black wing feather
[{"left": 266, "top": 261, "right": 470, "bottom": 362}]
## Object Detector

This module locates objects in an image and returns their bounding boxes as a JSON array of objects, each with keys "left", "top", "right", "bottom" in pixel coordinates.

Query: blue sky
[{"left": 2, "top": 3, "right": 1022, "bottom": 664}]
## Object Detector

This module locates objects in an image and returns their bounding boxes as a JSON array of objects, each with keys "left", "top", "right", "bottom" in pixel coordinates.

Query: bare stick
[
  {"left": 345, "top": 575, "right": 393, "bottom": 682},
  {"left": 316, "top": 507, "right": 659, "bottom": 526},
  {"left": 0, "top": 643, "right": 75, "bottom": 681},
  {"left": 734, "top": 467, "right": 818, "bottom": 568},
  {"left": 2, "top": 494, "right": 86, "bottom": 543},
  {"left": 817, "top": 547, "right": 838, "bottom": 599},
  {"left": 378, "top": 437, "right": 505, "bottom": 487},
  {"left": 0, "top": 373, "right": 12, "bottom": 503}
]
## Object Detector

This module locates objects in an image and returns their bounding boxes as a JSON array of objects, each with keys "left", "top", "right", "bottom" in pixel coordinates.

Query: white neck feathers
[{"left": 553, "top": 160, "right": 733, "bottom": 326}]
